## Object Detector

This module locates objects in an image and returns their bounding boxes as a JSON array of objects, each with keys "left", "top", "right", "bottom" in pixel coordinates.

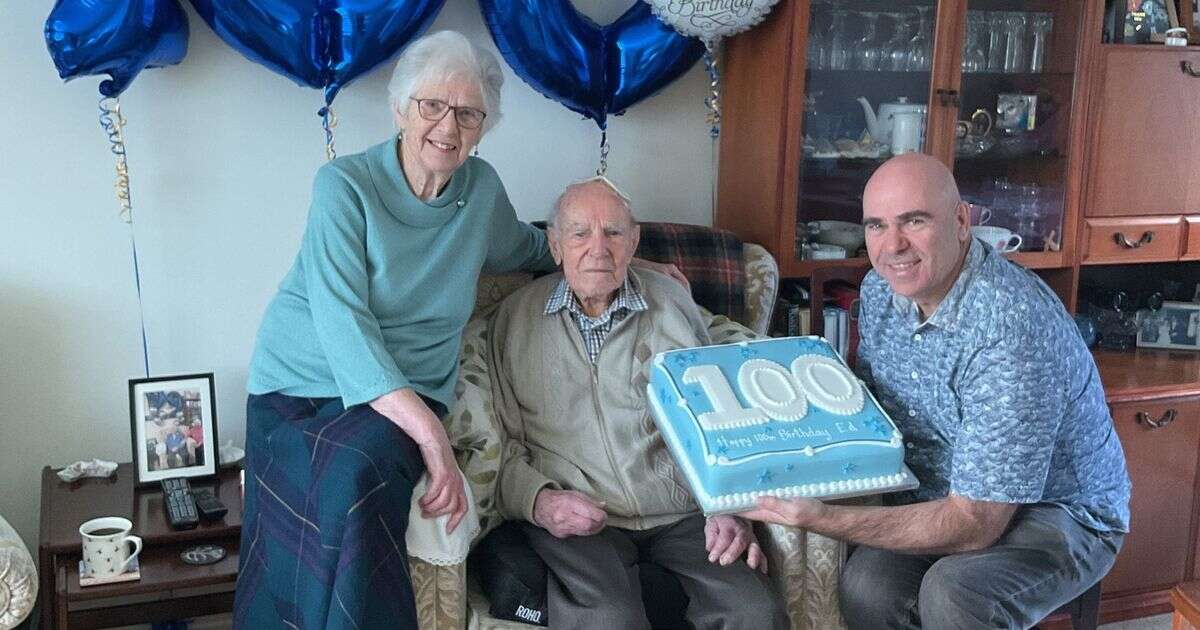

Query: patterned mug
[
  {"left": 79, "top": 517, "right": 142, "bottom": 578},
  {"left": 971, "top": 226, "right": 1022, "bottom": 253}
]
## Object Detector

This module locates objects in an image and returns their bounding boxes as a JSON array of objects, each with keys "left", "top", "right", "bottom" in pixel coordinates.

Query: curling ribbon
[{"left": 98, "top": 96, "right": 151, "bottom": 377}]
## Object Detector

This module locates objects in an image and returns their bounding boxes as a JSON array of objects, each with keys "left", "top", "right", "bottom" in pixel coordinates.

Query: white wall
[{"left": 0, "top": 1, "right": 716, "bottom": 548}]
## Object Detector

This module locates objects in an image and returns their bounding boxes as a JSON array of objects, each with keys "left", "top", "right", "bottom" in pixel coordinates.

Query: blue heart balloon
[
  {"left": 188, "top": 0, "right": 445, "bottom": 105},
  {"left": 45, "top": 0, "right": 189, "bottom": 98},
  {"left": 480, "top": 0, "right": 703, "bottom": 129}
]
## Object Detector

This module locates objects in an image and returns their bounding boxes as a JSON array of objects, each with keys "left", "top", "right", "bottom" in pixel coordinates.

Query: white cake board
[{"left": 701, "top": 464, "right": 921, "bottom": 516}]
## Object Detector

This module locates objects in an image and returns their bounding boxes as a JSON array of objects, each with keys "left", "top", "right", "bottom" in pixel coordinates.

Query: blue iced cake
[{"left": 647, "top": 336, "right": 914, "bottom": 514}]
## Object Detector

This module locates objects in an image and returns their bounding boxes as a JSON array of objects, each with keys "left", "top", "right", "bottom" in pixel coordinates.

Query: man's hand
[
  {"left": 739, "top": 496, "right": 826, "bottom": 529},
  {"left": 631, "top": 257, "right": 690, "bottom": 292},
  {"left": 705, "top": 515, "right": 767, "bottom": 574},
  {"left": 370, "top": 388, "right": 468, "bottom": 534},
  {"left": 533, "top": 489, "right": 607, "bottom": 538}
]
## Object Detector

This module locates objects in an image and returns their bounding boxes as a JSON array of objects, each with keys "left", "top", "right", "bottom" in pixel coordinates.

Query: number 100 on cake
[{"left": 647, "top": 336, "right": 917, "bottom": 514}]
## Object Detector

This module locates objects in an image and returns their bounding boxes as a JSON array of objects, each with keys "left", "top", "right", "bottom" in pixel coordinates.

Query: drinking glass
[
  {"left": 962, "top": 11, "right": 987, "bottom": 73},
  {"left": 881, "top": 13, "right": 912, "bottom": 72},
  {"left": 854, "top": 12, "right": 882, "bottom": 71},
  {"left": 828, "top": 9, "right": 851, "bottom": 70},
  {"left": 807, "top": 5, "right": 829, "bottom": 70},
  {"left": 987, "top": 12, "right": 1007, "bottom": 72},
  {"left": 1029, "top": 13, "right": 1054, "bottom": 73},
  {"left": 906, "top": 5, "right": 933, "bottom": 72},
  {"left": 1003, "top": 12, "right": 1029, "bottom": 73}
]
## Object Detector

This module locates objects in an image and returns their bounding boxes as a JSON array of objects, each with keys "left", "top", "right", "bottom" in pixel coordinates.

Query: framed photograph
[
  {"left": 1125, "top": 0, "right": 1172, "bottom": 42},
  {"left": 1136, "top": 301, "right": 1200, "bottom": 351},
  {"left": 129, "top": 373, "right": 219, "bottom": 485}
]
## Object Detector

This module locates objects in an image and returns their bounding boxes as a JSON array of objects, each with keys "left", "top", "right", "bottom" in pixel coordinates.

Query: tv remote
[
  {"left": 192, "top": 488, "right": 228, "bottom": 522},
  {"left": 161, "top": 477, "right": 199, "bottom": 530}
]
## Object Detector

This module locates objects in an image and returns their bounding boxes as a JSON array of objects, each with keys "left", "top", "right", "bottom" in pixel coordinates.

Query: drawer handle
[
  {"left": 1136, "top": 409, "right": 1177, "bottom": 429},
  {"left": 1182, "top": 61, "right": 1200, "bottom": 77},
  {"left": 1113, "top": 231, "right": 1154, "bottom": 249}
]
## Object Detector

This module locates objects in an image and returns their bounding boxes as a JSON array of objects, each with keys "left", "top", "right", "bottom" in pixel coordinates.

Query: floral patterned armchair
[{"left": 407, "top": 225, "right": 848, "bottom": 630}]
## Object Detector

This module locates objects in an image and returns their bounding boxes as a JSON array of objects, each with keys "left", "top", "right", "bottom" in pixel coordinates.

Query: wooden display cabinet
[{"left": 716, "top": 0, "right": 1200, "bottom": 624}]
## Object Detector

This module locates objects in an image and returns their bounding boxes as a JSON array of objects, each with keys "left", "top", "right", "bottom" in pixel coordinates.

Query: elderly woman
[{"left": 235, "top": 31, "right": 681, "bottom": 628}]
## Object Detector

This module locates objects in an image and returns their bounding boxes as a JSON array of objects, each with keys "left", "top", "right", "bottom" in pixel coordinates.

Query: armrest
[{"left": 755, "top": 522, "right": 848, "bottom": 630}]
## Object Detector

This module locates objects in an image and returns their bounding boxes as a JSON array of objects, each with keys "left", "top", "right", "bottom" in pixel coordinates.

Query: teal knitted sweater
[{"left": 247, "top": 136, "right": 554, "bottom": 409}]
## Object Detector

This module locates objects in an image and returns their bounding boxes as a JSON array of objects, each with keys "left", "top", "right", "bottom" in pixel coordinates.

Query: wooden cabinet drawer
[
  {"left": 1184, "top": 217, "right": 1200, "bottom": 261},
  {"left": 1104, "top": 397, "right": 1200, "bottom": 595},
  {"left": 1082, "top": 217, "right": 1184, "bottom": 264}
]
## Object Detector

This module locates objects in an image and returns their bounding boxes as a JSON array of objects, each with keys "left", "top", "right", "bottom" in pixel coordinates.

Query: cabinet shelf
[
  {"left": 781, "top": 250, "right": 1063, "bottom": 278},
  {"left": 1095, "top": 348, "right": 1200, "bottom": 402}
]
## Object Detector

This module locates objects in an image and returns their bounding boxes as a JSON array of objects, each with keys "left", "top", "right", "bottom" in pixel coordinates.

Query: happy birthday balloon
[{"left": 644, "top": 0, "right": 780, "bottom": 45}]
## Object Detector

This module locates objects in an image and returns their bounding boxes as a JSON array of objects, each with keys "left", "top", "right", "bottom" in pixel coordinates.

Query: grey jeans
[
  {"left": 523, "top": 514, "right": 789, "bottom": 630},
  {"left": 838, "top": 504, "right": 1123, "bottom": 629}
]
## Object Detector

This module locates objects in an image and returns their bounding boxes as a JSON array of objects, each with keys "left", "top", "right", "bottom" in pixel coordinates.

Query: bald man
[
  {"left": 742, "top": 154, "right": 1130, "bottom": 629},
  {"left": 490, "top": 177, "right": 787, "bottom": 630}
]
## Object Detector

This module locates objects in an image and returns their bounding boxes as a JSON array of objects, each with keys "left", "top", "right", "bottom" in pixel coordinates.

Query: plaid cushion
[{"left": 636, "top": 222, "right": 745, "bottom": 323}]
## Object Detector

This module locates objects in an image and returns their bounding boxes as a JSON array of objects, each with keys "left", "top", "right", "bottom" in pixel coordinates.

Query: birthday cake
[{"left": 647, "top": 336, "right": 914, "bottom": 514}]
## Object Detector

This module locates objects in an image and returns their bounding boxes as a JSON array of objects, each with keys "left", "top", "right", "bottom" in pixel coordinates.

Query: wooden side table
[
  {"left": 37, "top": 463, "right": 243, "bottom": 629},
  {"left": 1174, "top": 581, "right": 1200, "bottom": 630}
]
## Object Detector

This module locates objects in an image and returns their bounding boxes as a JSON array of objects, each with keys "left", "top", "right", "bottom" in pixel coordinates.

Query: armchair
[
  {"left": 407, "top": 223, "right": 848, "bottom": 630},
  {"left": 0, "top": 513, "right": 37, "bottom": 629}
]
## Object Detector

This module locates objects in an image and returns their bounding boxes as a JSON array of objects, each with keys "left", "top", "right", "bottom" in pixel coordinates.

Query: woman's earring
[{"left": 473, "top": 145, "right": 480, "bottom": 157}]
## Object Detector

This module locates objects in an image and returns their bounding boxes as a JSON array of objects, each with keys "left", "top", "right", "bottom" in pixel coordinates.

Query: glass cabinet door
[
  {"left": 951, "top": 0, "right": 1083, "bottom": 257},
  {"left": 797, "top": 0, "right": 940, "bottom": 262}
]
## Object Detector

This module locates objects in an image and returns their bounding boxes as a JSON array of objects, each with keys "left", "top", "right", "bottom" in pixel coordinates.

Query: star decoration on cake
[
  {"left": 842, "top": 462, "right": 857, "bottom": 475},
  {"left": 659, "top": 387, "right": 672, "bottom": 403},
  {"left": 785, "top": 463, "right": 795, "bottom": 472},
  {"left": 672, "top": 351, "right": 699, "bottom": 367},
  {"left": 716, "top": 443, "right": 729, "bottom": 456},
  {"left": 758, "top": 469, "right": 773, "bottom": 484},
  {"left": 740, "top": 346, "right": 758, "bottom": 359},
  {"left": 865, "top": 418, "right": 889, "bottom": 436},
  {"left": 764, "top": 422, "right": 775, "bottom": 433}
]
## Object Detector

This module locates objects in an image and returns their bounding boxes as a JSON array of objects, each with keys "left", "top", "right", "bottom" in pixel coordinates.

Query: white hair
[
  {"left": 387, "top": 31, "right": 504, "bottom": 134},
  {"left": 548, "top": 176, "right": 637, "bottom": 227}
]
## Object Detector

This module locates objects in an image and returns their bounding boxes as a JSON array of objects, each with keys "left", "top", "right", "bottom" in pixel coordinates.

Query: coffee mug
[
  {"left": 80, "top": 517, "right": 142, "bottom": 578},
  {"left": 967, "top": 203, "right": 992, "bottom": 226},
  {"left": 971, "top": 226, "right": 1022, "bottom": 253}
]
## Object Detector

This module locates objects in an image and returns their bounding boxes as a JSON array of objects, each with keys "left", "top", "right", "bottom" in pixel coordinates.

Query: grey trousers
[
  {"left": 522, "top": 514, "right": 789, "bottom": 630},
  {"left": 838, "top": 504, "right": 1124, "bottom": 630}
]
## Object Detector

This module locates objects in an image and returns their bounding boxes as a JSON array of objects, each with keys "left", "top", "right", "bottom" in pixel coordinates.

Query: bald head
[
  {"left": 863, "top": 153, "right": 961, "bottom": 218},
  {"left": 861, "top": 153, "right": 971, "bottom": 318},
  {"left": 549, "top": 176, "right": 635, "bottom": 228}
]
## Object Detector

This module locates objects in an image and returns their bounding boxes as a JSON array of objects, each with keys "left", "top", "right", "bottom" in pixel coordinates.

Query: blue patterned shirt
[
  {"left": 857, "top": 239, "right": 1131, "bottom": 533},
  {"left": 545, "top": 276, "right": 648, "bottom": 363}
]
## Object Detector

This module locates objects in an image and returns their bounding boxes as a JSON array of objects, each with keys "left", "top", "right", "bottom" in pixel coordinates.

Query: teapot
[{"left": 857, "top": 96, "right": 927, "bottom": 148}]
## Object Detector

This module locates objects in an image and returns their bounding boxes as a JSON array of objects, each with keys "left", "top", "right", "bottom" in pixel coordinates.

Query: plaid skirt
[{"left": 234, "top": 392, "right": 444, "bottom": 629}]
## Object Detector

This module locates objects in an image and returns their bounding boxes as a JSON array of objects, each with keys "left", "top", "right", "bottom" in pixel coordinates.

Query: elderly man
[
  {"left": 489, "top": 177, "right": 788, "bottom": 630},
  {"left": 742, "top": 154, "right": 1131, "bottom": 629}
]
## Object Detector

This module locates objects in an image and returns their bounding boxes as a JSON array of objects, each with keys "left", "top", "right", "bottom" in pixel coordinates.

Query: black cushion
[{"left": 469, "top": 522, "right": 691, "bottom": 628}]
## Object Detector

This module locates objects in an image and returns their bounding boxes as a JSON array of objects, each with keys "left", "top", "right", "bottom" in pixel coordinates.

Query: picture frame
[
  {"left": 129, "top": 373, "right": 219, "bottom": 485},
  {"left": 1136, "top": 301, "right": 1200, "bottom": 351}
]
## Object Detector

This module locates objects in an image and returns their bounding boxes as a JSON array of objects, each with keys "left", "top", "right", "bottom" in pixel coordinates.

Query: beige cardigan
[{"left": 490, "top": 269, "right": 711, "bottom": 530}]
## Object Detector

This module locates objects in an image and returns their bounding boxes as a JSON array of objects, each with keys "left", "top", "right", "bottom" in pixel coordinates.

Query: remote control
[
  {"left": 192, "top": 488, "right": 228, "bottom": 522},
  {"left": 161, "top": 477, "right": 199, "bottom": 530}
]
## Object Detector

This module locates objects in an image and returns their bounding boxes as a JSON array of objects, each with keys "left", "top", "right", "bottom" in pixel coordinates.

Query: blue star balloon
[
  {"left": 479, "top": 0, "right": 703, "bottom": 129},
  {"left": 188, "top": 0, "right": 445, "bottom": 105},
  {"left": 45, "top": 0, "right": 190, "bottom": 97}
]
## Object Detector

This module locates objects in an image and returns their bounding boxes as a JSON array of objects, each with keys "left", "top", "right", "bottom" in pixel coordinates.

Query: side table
[{"left": 38, "top": 463, "right": 243, "bottom": 629}]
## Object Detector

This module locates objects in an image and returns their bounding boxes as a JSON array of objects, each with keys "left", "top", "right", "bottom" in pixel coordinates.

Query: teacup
[
  {"left": 971, "top": 226, "right": 1022, "bottom": 253},
  {"left": 79, "top": 517, "right": 142, "bottom": 578},
  {"left": 967, "top": 203, "right": 992, "bottom": 226}
]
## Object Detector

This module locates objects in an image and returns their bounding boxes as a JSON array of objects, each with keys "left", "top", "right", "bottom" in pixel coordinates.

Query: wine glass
[
  {"left": 1003, "top": 11, "right": 1029, "bottom": 73},
  {"left": 906, "top": 5, "right": 933, "bottom": 72},
  {"left": 881, "top": 13, "right": 912, "bottom": 72},
  {"left": 1029, "top": 13, "right": 1054, "bottom": 73},
  {"left": 962, "top": 11, "right": 987, "bottom": 74},
  {"left": 987, "top": 11, "right": 1007, "bottom": 72},
  {"left": 828, "top": 9, "right": 851, "bottom": 70},
  {"left": 854, "top": 12, "right": 882, "bottom": 71},
  {"left": 807, "top": 5, "right": 829, "bottom": 70}
]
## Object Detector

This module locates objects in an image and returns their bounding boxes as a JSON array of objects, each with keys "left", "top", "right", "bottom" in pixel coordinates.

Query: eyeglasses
[{"left": 409, "top": 97, "right": 487, "bottom": 129}]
